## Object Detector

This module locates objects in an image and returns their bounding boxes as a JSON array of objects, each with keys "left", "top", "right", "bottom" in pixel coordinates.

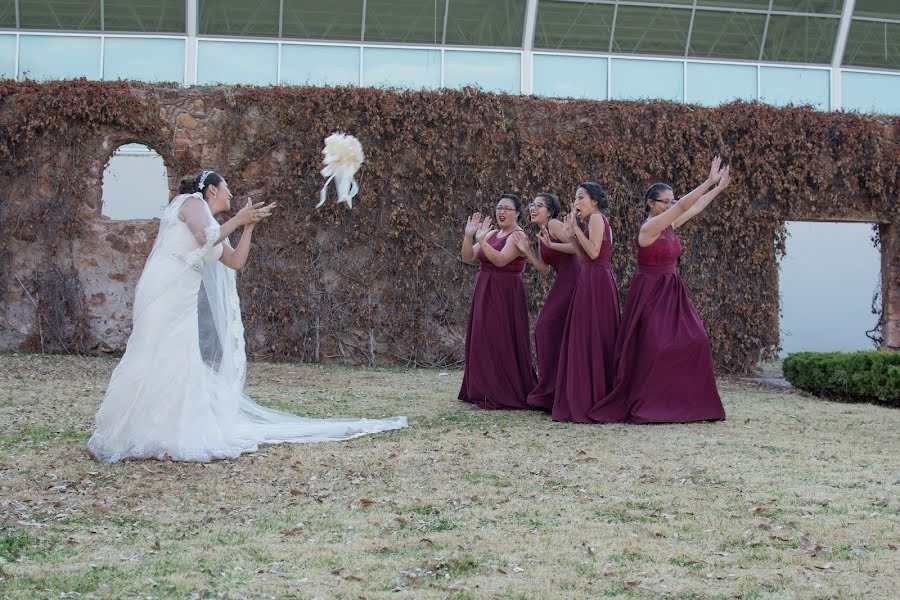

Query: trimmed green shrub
[{"left": 782, "top": 351, "right": 900, "bottom": 407}]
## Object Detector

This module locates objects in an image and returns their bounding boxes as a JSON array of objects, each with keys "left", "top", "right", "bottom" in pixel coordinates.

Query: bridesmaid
[
  {"left": 552, "top": 182, "right": 621, "bottom": 423},
  {"left": 511, "top": 193, "right": 579, "bottom": 411},
  {"left": 458, "top": 194, "right": 537, "bottom": 409},
  {"left": 593, "top": 158, "right": 732, "bottom": 424}
]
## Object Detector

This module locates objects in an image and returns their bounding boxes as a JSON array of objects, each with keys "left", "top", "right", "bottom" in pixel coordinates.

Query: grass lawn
[{"left": 0, "top": 353, "right": 898, "bottom": 599}]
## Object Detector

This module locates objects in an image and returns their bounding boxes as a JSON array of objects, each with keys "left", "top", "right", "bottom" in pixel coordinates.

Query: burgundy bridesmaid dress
[
  {"left": 458, "top": 231, "right": 537, "bottom": 409},
  {"left": 593, "top": 225, "right": 725, "bottom": 424},
  {"left": 552, "top": 216, "right": 621, "bottom": 423},
  {"left": 527, "top": 235, "right": 579, "bottom": 410}
]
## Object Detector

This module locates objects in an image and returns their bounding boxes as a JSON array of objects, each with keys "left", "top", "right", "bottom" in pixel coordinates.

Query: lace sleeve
[{"left": 174, "top": 218, "right": 221, "bottom": 272}]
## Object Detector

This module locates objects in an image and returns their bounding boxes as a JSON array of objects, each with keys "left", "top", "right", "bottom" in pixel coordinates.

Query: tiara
[{"left": 198, "top": 170, "right": 213, "bottom": 190}]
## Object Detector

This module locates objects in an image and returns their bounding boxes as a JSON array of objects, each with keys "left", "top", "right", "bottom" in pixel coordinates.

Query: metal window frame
[
  {"left": 4, "top": 0, "right": 899, "bottom": 74},
  {"left": 5, "top": 0, "right": 900, "bottom": 100}
]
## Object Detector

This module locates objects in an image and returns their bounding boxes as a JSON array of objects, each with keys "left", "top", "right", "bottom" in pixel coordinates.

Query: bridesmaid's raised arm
[
  {"left": 672, "top": 166, "right": 732, "bottom": 229},
  {"left": 639, "top": 157, "right": 724, "bottom": 247}
]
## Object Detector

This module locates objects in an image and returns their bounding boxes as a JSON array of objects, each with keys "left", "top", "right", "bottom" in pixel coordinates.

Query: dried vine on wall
[{"left": 0, "top": 81, "right": 897, "bottom": 371}]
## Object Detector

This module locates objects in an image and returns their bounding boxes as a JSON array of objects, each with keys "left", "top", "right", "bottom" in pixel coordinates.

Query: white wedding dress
[{"left": 88, "top": 193, "right": 407, "bottom": 463}]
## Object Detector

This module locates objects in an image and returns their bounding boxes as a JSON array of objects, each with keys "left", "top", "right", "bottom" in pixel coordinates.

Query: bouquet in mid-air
[{"left": 316, "top": 132, "right": 365, "bottom": 209}]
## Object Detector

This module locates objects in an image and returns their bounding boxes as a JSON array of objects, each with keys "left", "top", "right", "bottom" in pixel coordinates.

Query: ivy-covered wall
[{"left": 1, "top": 80, "right": 897, "bottom": 371}]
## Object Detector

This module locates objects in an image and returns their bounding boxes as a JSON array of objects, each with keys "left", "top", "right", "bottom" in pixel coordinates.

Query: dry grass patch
[{"left": 1, "top": 354, "right": 898, "bottom": 599}]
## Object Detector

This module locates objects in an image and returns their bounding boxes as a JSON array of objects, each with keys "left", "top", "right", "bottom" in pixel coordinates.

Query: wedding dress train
[{"left": 88, "top": 193, "right": 406, "bottom": 463}]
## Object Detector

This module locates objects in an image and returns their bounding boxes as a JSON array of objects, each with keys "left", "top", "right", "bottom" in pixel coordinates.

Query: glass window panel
[
  {"left": 853, "top": 0, "right": 900, "bottom": 19},
  {"left": 283, "top": 0, "right": 363, "bottom": 41},
  {"left": 771, "top": 1, "right": 842, "bottom": 14},
  {"left": 697, "top": 0, "right": 769, "bottom": 12},
  {"left": 689, "top": 10, "right": 766, "bottom": 59},
  {"left": 103, "top": 37, "right": 185, "bottom": 83},
  {"left": 20, "top": 0, "right": 101, "bottom": 30},
  {"left": 280, "top": 44, "right": 360, "bottom": 86},
  {"left": 532, "top": 53, "right": 608, "bottom": 100},
  {"left": 759, "top": 65, "right": 829, "bottom": 110},
  {"left": 841, "top": 70, "right": 900, "bottom": 116},
  {"left": 533, "top": 1, "right": 614, "bottom": 52},
  {"left": 0, "top": 35, "right": 15, "bottom": 78},
  {"left": 445, "top": 0, "right": 527, "bottom": 47},
  {"left": 697, "top": 0, "right": 769, "bottom": 8},
  {"left": 0, "top": 0, "right": 15, "bottom": 28},
  {"left": 762, "top": 15, "right": 839, "bottom": 63},
  {"left": 443, "top": 50, "right": 520, "bottom": 93},
  {"left": 686, "top": 62, "right": 757, "bottom": 106},
  {"left": 610, "top": 58, "right": 684, "bottom": 102},
  {"left": 197, "top": 40, "right": 278, "bottom": 85},
  {"left": 612, "top": 6, "right": 692, "bottom": 57},
  {"left": 627, "top": 0, "right": 692, "bottom": 5},
  {"left": 843, "top": 20, "right": 900, "bottom": 70},
  {"left": 361, "top": 47, "right": 441, "bottom": 89},
  {"left": 19, "top": 35, "right": 101, "bottom": 80},
  {"left": 364, "top": 0, "right": 445, "bottom": 44},
  {"left": 104, "top": 0, "right": 186, "bottom": 33},
  {"left": 199, "top": 0, "right": 279, "bottom": 37}
]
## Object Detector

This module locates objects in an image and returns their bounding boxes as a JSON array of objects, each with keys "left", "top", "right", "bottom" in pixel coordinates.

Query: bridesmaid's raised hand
[
  {"left": 465, "top": 212, "right": 483, "bottom": 236},
  {"left": 708, "top": 156, "right": 723, "bottom": 184},
  {"left": 511, "top": 230, "right": 530, "bottom": 253},
  {"left": 715, "top": 165, "right": 732, "bottom": 191},
  {"left": 475, "top": 216, "right": 494, "bottom": 243},
  {"left": 562, "top": 212, "right": 577, "bottom": 240},
  {"left": 538, "top": 228, "right": 552, "bottom": 247}
]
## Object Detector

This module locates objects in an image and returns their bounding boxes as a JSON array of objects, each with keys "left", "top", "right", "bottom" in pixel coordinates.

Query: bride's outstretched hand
[{"left": 237, "top": 197, "right": 276, "bottom": 226}]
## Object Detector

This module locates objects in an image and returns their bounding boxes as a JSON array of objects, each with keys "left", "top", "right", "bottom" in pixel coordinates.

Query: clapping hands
[
  {"left": 715, "top": 164, "right": 732, "bottom": 190},
  {"left": 538, "top": 227, "right": 552, "bottom": 248},
  {"left": 562, "top": 211, "right": 578, "bottom": 240},
  {"left": 511, "top": 230, "right": 530, "bottom": 253},
  {"left": 465, "top": 212, "right": 496, "bottom": 243}
]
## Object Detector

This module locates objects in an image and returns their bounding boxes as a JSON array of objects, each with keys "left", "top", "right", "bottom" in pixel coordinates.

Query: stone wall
[{"left": 0, "top": 82, "right": 897, "bottom": 369}]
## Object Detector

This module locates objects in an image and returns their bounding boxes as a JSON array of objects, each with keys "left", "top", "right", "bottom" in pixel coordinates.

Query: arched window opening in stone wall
[{"left": 101, "top": 143, "right": 169, "bottom": 220}]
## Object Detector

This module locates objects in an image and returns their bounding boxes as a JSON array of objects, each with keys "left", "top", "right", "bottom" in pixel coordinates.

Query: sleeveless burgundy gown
[
  {"left": 526, "top": 233, "right": 580, "bottom": 410},
  {"left": 592, "top": 225, "right": 725, "bottom": 423},
  {"left": 458, "top": 231, "right": 537, "bottom": 409},
  {"left": 552, "top": 216, "right": 621, "bottom": 423}
]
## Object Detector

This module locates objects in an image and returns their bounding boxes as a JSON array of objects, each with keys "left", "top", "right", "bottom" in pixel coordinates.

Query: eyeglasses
[
  {"left": 495, "top": 205, "right": 517, "bottom": 212},
  {"left": 528, "top": 202, "right": 547, "bottom": 210}
]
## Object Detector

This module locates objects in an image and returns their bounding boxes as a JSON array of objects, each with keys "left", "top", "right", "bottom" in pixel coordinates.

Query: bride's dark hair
[
  {"left": 178, "top": 176, "right": 196, "bottom": 195},
  {"left": 195, "top": 171, "right": 224, "bottom": 197}
]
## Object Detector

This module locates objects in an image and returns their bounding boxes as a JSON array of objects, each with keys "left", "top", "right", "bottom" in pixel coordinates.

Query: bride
[{"left": 88, "top": 170, "right": 407, "bottom": 463}]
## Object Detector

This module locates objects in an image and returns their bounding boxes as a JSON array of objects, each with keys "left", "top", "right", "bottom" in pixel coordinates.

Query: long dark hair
[
  {"left": 178, "top": 176, "right": 196, "bottom": 195},
  {"left": 578, "top": 181, "right": 608, "bottom": 213}
]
